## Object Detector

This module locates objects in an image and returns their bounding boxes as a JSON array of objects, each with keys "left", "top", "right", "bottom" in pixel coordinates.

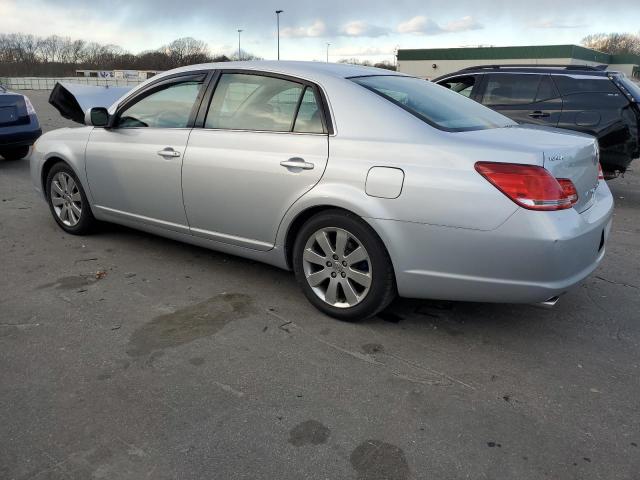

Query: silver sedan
[{"left": 31, "top": 61, "right": 613, "bottom": 320}]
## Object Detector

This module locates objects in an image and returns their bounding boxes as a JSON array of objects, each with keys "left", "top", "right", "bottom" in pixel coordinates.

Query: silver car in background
[{"left": 31, "top": 61, "right": 613, "bottom": 320}]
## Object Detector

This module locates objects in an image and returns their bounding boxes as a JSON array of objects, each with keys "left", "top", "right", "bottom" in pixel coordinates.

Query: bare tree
[
  {"left": 581, "top": 32, "right": 640, "bottom": 55},
  {"left": 0, "top": 32, "right": 248, "bottom": 76}
]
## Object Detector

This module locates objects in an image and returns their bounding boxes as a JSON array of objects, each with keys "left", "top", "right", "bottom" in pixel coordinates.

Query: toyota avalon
[{"left": 31, "top": 61, "right": 613, "bottom": 320}]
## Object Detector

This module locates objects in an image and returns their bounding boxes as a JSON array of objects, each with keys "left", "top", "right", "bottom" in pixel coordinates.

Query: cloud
[
  {"left": 397, "top": 16, "right": 442, "bottom": 34},
  {"left": 340, "top": 20, "right": 389, "bottom": 37},
  {"left": 331, "top": 45, "right": 396, "bottom": 57},
  {"left": 442, "top": 16, "right": 483, "bottom": 32},
  {"left": 528, "top": 19, "right": 586, "bottom": 29},
  {"left": 397, "top": 15, "right": 482, "bottom": 35},
  {"left": 280, "top": 20, "right": 327, "bottom": 38}
]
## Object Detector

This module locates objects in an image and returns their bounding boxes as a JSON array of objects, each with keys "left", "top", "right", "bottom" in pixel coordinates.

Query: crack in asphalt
[{"left": 595, "top": 275, "right": 639, "bottom": 290}]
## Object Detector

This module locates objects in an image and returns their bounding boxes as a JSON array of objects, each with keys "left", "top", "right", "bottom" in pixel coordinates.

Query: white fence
[{"left": 0, "top": 76, "right": 144, "bottom": 90}]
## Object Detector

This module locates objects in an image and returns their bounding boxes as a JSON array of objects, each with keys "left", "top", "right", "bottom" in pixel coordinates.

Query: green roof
[{"left": 397, "top": 44, "right": 624, "bottom": 64}]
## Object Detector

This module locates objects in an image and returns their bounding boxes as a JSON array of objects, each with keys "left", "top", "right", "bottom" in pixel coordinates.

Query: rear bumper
[
  {"left": 0, "top": 114, "right": 42, "bottom": 147},
  {"left": 368, "top": 180, "right": 614, "bottom": 303}
]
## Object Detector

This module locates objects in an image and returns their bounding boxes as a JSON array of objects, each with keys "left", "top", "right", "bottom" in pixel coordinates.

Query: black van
[{"left": 434, "top": 65, "right": 640, "bottom": 178}]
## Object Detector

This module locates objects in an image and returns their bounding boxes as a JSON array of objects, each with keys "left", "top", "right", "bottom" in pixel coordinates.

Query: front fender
[{"left": 31, "top": 127, "right": 93, "bottom": 202}]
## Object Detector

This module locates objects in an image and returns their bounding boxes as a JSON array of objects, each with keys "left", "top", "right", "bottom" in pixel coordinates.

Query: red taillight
[
  {"left": 475, "top": 162, "right": 574, "bottom": 211},
  {"left": 557, "top": 178, "right": 579, "bottom": 205},
  {"left": 597, "top": 163, "right": 604, "bottom": 180}
]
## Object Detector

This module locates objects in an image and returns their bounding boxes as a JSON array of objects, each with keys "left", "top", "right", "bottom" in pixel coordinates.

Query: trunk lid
[
  {"left": 456, "top": 124, "right": 600, "bottom": 212},
  {"left": 0, "top": 92, "right": 28, "bottom": 127},
  {"left": 538, "top": 129, "right": 600, "bottom": 213}
]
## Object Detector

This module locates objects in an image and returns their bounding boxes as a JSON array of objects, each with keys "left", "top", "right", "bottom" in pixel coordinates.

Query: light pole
[
  {"left": 275, "top": 10, "right": 283, "bottom": 60},
  {"left": 237, "top": 29, "right": 243, "bottom": 60},
  {"left": 326, "top": 43, "right": 330, "bottom": 63}
]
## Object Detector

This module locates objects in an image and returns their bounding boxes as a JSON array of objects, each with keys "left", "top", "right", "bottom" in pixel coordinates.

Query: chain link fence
[{"left": 0, "top": 77, "right": 144, "bottom": 90}]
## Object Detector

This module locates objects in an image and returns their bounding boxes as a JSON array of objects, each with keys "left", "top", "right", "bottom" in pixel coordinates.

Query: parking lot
[{"left": 1, "top": 90, "right": 639, "bottom": 479}]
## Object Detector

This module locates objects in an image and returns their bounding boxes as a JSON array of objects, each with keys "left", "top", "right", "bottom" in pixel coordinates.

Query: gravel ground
[{"left": 1, "top": 90, "right": 639, "bottom": 480}]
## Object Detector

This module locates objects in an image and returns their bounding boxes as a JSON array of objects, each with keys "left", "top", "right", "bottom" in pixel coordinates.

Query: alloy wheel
[
  {"left": 302, "top": 227, "right": 372, "bottom": 308},
  {"left": 50, "top": 172, "right": 82, "bottom": 227}
]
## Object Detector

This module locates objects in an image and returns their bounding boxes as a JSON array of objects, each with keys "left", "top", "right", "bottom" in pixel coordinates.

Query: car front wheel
[
  {"left": 46, "top": 163, "right": 96, "bottom": 235},
  {"left": 293, "top": 210, "right": 396, "bottom": 321}
]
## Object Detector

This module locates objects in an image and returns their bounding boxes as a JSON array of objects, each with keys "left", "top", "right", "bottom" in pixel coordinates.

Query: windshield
[{"left": 352, "top": 75, "right": 515, "bottom": 132}]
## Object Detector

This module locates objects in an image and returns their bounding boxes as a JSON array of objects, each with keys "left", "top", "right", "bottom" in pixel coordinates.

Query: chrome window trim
[{"left": 198, "top": 69, "right": 335, "bottom": 136}]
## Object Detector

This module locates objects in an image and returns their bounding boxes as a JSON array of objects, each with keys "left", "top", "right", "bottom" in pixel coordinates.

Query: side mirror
[{"left": 85, "top": 107, "right": 110, "bottom": 127}]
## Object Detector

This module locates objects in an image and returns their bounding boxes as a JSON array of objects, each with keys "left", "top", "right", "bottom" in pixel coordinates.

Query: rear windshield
[
  {"left": 619, "top": 77, "right": 640, "bottom": 102},
  {"left": 351, "top": 75, "right": 514, "bottom": 132}
]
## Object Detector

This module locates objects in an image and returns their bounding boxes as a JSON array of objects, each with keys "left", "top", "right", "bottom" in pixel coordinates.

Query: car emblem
[{"left": 547, "top": 153, "right": 564, "bottom": 162}]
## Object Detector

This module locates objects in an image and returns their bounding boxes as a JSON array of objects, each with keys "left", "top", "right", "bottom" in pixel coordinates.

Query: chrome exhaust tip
[{"left": 539, "top": 296, "right": 561, "bottom": 307}]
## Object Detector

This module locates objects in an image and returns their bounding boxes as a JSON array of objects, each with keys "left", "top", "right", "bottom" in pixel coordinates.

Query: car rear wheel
[
  {"left": 46, "top": 163, "right": 96, "bottom": 235},
  {"left": 0, "top": 146, "right": 29, "bottom": 160},
  {"left": 293, "top": 210, "right": 396, "bottom": 321}
]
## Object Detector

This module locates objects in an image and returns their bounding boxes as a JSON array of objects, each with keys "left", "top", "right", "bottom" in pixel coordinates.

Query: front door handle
[
  {"left": 280, "top": 158, "right": 314, "bottom": 170},
  {"left": 528, "top": 111, "right": 550, "bottom": 118},
  {"left": 157, "top": 147, "right": 181, "bottom": 158}
]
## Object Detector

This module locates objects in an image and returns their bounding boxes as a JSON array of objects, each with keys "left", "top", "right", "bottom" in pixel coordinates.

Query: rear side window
[
  {"left": 352, "top": 75, "right": 513, "bottom": 132},
  {"left": 205, "top": 73, "right": 326, "bottom": 133},
  {"left": 293, "top": 87, "right": 324, "bottom": 133},
  {"left": 483, "top": 74, "right": 541, "bottom": 105},
  {"left": 117, "top": 80, "right": 204, "bottom": 128},
  {"left": 553, "top": 76, "right": 620, "bottom": 95}
]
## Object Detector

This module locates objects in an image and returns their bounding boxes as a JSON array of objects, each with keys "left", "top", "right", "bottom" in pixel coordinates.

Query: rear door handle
[
  {"left": 157, "top": 147, "right": 181, "bottom": 158},
  {"left": 280, "top": 158, "right": 314, "bottom": 170},
  {"left": 528, "top": 111, "right": 550, "bottom": 118}
]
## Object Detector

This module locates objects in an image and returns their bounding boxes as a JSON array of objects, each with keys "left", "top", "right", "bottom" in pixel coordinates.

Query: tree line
[
  {"left": 581, "top": 32, "right": 640, "bottom": 56},
  {"left": 2, "top": 30, "right": 635, "bottom": 78},
  {"left": 0, "top": 34, "right": 258, "bottom": 76}
]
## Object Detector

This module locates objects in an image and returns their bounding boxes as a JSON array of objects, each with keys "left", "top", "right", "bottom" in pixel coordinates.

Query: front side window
[
  {"left": 439, "top": 75, "right": 476, "bottom": 98},
  {"left": 482, "top": 74, "right": 542, "bottom": 106},
  {"left": 535, "top": 75, "right": 560, "bottom": 102},
  {"left": 206, "top": 73, "right": 319, "bottom": 132},
  {"left": 117, "top": 80, "right": 203, "bottom": 128},
  {"left": 352, "top": 75, "right": 513, "bottom": 132}
]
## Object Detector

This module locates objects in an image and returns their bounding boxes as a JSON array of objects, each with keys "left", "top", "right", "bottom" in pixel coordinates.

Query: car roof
[
  {"left": 434, "top": 64, "right": 619, "bottom": 81},
  {"left": 432, "top": 64, "right": 620, "bottom": 82},
  {"left": 156, "top": 60, "right": 407, "bottom": 84}
]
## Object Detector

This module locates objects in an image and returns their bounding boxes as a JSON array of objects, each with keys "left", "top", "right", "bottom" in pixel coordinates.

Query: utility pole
[
  {"left": 326, "top": 43, "right": 330, "bottom": 63},
  {"left": 237, "top": 29, "right": 243, "bottom": 60},
  {"left": 275, "top": 10, "right": 284, "bottom": 60}
]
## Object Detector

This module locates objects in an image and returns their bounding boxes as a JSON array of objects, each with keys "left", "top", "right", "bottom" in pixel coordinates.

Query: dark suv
[{"left": 434, "top": 65, "right": 640, "bottom": 177}]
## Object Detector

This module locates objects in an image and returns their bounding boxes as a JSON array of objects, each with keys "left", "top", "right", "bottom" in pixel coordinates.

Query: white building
[{"left": 397, "top": 45, "right": 640, "bottom": 80}]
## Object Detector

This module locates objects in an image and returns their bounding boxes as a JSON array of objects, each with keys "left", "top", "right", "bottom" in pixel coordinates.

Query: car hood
[{"left": 49, "top": 82, "right": 132, "bottom": 124}]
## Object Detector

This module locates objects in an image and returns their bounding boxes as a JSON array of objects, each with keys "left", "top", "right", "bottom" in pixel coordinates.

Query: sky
[{"left": 2, "top": 0, "right": 639, "bottom": 62}]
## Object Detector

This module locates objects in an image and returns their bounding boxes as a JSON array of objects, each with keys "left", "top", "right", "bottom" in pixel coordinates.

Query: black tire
[
  {"left": 45, "top": 162, "right": 96, "bottom": 235},
  {"left": 0, "top": 146, "right": 29, "bottom": 160},
  {"left": 293, "top": 209, "right": 396, "bottom": 321}
]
